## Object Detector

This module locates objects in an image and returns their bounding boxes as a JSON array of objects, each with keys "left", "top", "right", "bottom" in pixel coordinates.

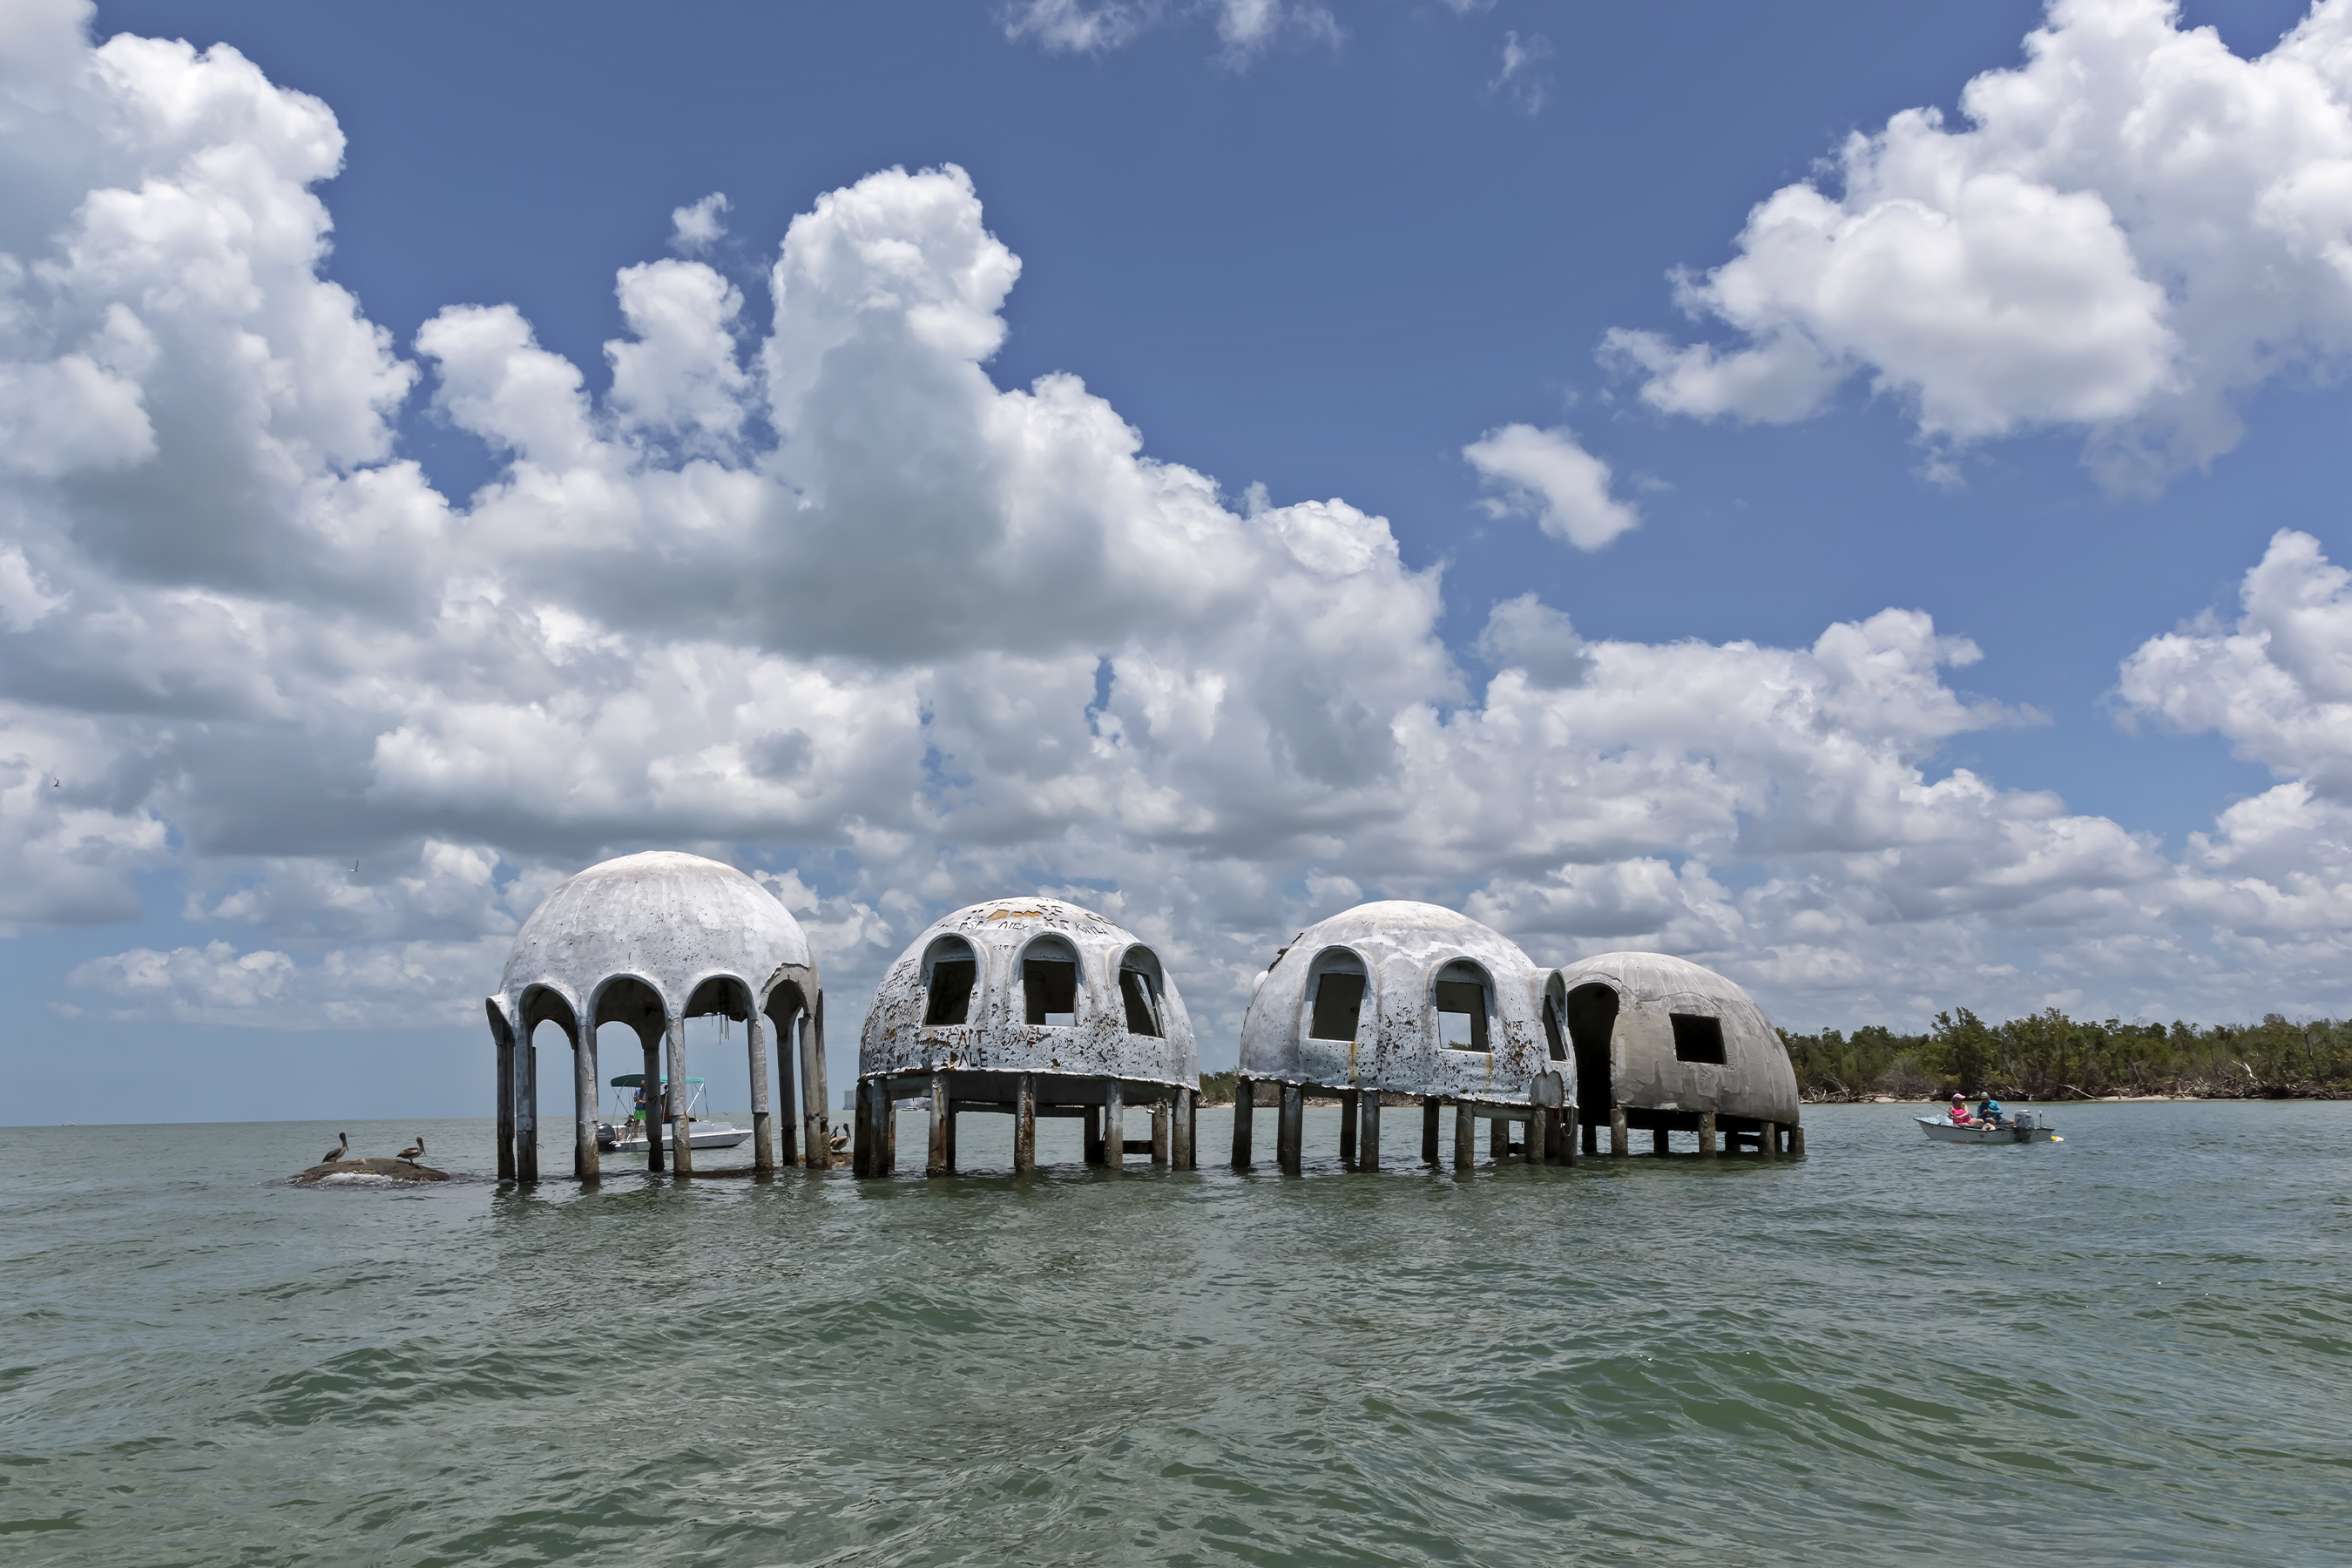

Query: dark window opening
[
  {"left": 1024, "top": 959, "right": 1078, "bottom": 1026},
  {"left": 923, "top": 959, "right": 976, "bottom": 1026},
  {"left": 1543, "top": 997, "right": 1568, "bottom": 1061},
  {"left": 1120, "top": 970, "right": 1162, "bottom": 1037},
  {"left": 1308, "top": 972, "right": 1365, "bottom": 1041},
  {"left": 1434, "top": 979, "right": 1489, "bottom": 1051},
  {"left": 1671, "top": 1013, "right": 1727, "bottom": 1064}
]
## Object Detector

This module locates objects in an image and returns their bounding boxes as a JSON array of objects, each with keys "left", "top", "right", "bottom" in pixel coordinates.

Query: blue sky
[{"left": 8, "top": 0, "right": 2352, "bottom": 1122}]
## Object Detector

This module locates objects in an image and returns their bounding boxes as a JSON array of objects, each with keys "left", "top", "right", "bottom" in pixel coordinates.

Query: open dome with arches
[
  {"left": 856, "top": 897, "right": 1200, "bottom": 1175},
  {"left": 484, "top": 850, "right": 828, "bottom": 1181},
  {"left": 1551, "top": 951, "right": 1801, "bottom": 1159},
  {"left": 1234, "top": 900, "right": 1573, "bottom": 1174}
]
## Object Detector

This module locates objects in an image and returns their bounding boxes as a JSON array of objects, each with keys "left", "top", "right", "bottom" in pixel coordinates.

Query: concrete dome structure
[
  {"left": 484, "top": 851, "right": 828, "bottom": 1181},
  {"left": 855, "top": 897, "right": 1200, "bottom": 1175},
  {"left": 1233, "top": 901, "right": 1572, "bottom": 1173},
  {"left": 1551, "top": 951, "right": 1801, "bottom": 1158}
]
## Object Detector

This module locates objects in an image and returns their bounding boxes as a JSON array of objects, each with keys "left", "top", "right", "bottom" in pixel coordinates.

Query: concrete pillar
[
  {"left": 573, "top": 1015, "right": 599, "bottom": 1184},
  {"left": 1422, "top": 1096, "right": 1440, "bottom": 1166},
  {"left": 796, "top": 1012, "right": 822, "bottom": 1168},
  {"left": 928, "top": 1073, "right": 952, "bottom": 1176},
  {"left": 1453, "top": 1102, "right": 1474, "bottom": 1170},
  {"left": 1698, "top": 1111, "right": 1717, "bottom": 1159},
  {"left": 882, "top": 1082, "right": 898, "bottom": 1174},
  {"left": 1789, "top": 1120, "right": 1806, "bottom": 1158},
  {"left": 1489, "top": 1114, "right": 1509, "bottom": 1162},
  {"left": 665, "top": 1012, "right": 692, "bottom": 1176},
  {"left": 1338, "top": 1090, "right": 1358, "bottom": 1166},
  {"left": 1104, "top": 1080, "right": 1124, "bottom": 1172},
  {"left": 642, "top": 1031, "right": 665, "bottom": 1173},
  {"left": 496, "top": 1028, "right": 517, "bottom": 1182},
  {"left": 852, "top": 1079, "right": 873, "bottom": 1177},
  {"left": 1172, "top": 1087, "right": 1194, "bottom": 1170},
  {"left": 1761, "top": 1120, "right": 1780, "bottom": 1159},
  {"left": 1358, "top": 1092, "right": 1380, "bottom": 1172},
  {"left": 1014, "top": 1072, "right": 1037, "bottom": 1173},
  {"left": 1609, "top": 1104, "right": 1628, "bottom": 1158},
  {"left": 1277, "top": 1082, "right": 1303, "bottom": 1174},
  {"left": 747, "top": 1007, "right": 774, "bottom": 1173},
  {"left": 1230, "top": 1078, "right": 1254, "bottom": 1168},
  {"left": 515, "top": 1036, "right": 538, "bottom": 1183},
  {"left": 805, "top": 996, "right": 831, "bottom": 1169},
  {"left": 1562, "top": 1105, "right": 1580, "bottom": 1165},
  {"left": 1151, "top": 1100, "right": 1169, "bottom": 1166},
  {"left": 785, "top": 1010, "right": 804, "bottom": 1170},
  {"left": 1083, "top": 1105, "right": 1104, "bottom": 1166},
  {"left": 1652, "top": 1125, "right": 1670, "bottom": 1158}
]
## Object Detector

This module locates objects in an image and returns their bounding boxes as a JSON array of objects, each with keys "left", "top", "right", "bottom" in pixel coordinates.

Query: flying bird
[
  {"left": 321, "top": 1131, "right": 348, "bottom": 1166},
  {"left": 397, "top": 1134, "right": 425, "bottom": 1163}
]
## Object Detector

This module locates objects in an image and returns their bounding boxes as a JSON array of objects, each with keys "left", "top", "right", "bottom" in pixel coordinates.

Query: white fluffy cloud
[
  {"left": 1606, "top": 0, "right": 2352, "bottom": 491},
  {"left": 10, "top": 0, "right": 2352, "bottom": 1044},
  {"left": 1463, "top": 423, "right": 1639, "bottom": 550}
]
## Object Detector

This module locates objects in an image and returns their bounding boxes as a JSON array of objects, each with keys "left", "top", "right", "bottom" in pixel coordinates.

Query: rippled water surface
[{"left": 3, "top": 1101, "right": 2348, "bottom": 1565}]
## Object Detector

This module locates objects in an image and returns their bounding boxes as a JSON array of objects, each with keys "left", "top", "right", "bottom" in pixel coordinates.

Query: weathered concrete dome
[
  {"left": 1239, "top": 900, "right": 1564, "bottom": 1105},
  {"left": 493, "top": 850, "right": 814, "bottom": 1027},
  {"left": 861, "top": 896, "right": 1197, "bottom": 1087},
  {"left": 1551, "top": 951, "right": 1797, "bottom": 1126}
]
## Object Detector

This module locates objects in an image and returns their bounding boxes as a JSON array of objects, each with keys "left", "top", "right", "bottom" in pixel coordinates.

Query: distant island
[{"left": 1781, "top": 1009, "right": 2349, "bottom": 1102}]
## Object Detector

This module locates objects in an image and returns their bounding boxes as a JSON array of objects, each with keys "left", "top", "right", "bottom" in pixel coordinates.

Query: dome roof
[
  {"left": 1552, "top": 950, "right": 1797, "bottom": 1123},
  {"left": 860, "top": 896, "right": 1198, "bottom": 1087},
  {"left": 1240, "top": 900, "right": 1558, "bottom": 1102},
  {"left": 496, "top": 851, "right": 815, "bottom": 1022}
]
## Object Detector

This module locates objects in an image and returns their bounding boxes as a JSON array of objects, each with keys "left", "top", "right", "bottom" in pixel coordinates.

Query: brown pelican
[
  {"left": 397, "top": 1134, "right": 425, "bottom": 1163},
  {"left": 321, "top": 1131, "right": 349, "bottom": 1166}
]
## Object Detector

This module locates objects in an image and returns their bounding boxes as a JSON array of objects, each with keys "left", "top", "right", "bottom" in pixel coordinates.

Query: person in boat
[
  {"left": 1946, "top": 1092, "right": 1973, "bottom": 1125},
  {"left": 631, "top": 1082, "right": 650, "bottom": 1126},
  {"left": 1977, "top": 1094, "right": 2005, "bottom": 1127}
]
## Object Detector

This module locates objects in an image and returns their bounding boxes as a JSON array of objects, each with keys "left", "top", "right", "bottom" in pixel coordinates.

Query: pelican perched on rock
[
  {"left": 320, "top": 1131, "right": 349, "bottom": 1166},
  {"left": 397, "top": 1134, "right": 426, "bottom": 1164}
]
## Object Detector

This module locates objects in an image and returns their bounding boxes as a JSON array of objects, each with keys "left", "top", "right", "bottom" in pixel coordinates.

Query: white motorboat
[
  {"left": 597, "top": 1073, "right": 751, "bottom": 1152},
  {"left": 1916, "top": 1110, "right": 2062, "bottom": 1144}
]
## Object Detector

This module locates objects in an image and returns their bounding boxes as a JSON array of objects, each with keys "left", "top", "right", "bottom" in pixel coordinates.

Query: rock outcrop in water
[{"left": 292, "top": 1158, "right": 449, "bottom": 1184}]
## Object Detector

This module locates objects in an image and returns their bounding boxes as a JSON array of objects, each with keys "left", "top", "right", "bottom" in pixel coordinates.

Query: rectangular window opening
[
  {"left": 1308, "top": 972, "right": 1365, "bottom": 1041},
  {"left": 1543, "top": 1002, "right": 1568, "bottom": 1061},
  {"left": 1024, "top": 959, "right": 1078, "bottom": 1027},
  {"left": 1119, "top": 970, "right": 1162, "bottom": 1037},
  {"left": 923, "top": 960, "right": 976, "bottom": 1027},
  {"left": 1671, "top": 1013, "right": 1727, "bottom": 1064},
  {"left": 1433, "top": 980, "right": 1489, "bottom": 1051}
]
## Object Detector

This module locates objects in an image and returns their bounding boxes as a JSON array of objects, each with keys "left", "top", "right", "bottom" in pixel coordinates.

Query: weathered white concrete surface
[
  {"left": 1238, "top": 900, "right": 1565, "bottom": 1107},
  {"left": 859, "top": 897, "right": 1197, "bottom": 1089},
  {"left": 1553, "top": 951, "right": 1798, "bottom": 1124},
  {"left": 488, "top": 850, "right": 820, "bottom": 1036}
]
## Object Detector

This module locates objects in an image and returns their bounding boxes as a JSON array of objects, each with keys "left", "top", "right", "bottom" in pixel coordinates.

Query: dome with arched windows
[{"left": 1238, "top": 900, "right": 1562, "bottom": 1105}]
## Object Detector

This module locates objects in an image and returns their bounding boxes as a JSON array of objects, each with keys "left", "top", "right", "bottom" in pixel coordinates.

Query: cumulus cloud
[
  {"left": 11, "top": 0, "right": 2352, "bottom": 1044},
  {"left": 1605, "top": 0, "right": 2352, "bottom": 492},
  {"left": 668, "top": 191, "right": 729, "bottom": 253},
  {"left": 1463, "top": 423, "right": 1639, "bottom": 549}
]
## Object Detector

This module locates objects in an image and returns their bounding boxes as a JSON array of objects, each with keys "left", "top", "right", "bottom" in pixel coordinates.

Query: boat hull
[
  {"left": 1916, "top": 1117, "right": 2061, "bottom": 1144},
  {"left": 597, "top": 1123, "right": 750, "bottom": 1152}
]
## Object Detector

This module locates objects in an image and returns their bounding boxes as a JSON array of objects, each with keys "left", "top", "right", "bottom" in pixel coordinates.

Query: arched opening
[
  {"left": 1566, "top": 982, "right": 1619, "bottom": 1109},
  {"left": 1433, "top": 959, "right": 1492, "bottom": 1051},
  {"left": 1017, "top": 934, "right": 1084, "bottom": 1026},
  {"left": 1543, "top": 974, "right": 1570, "bottom": 1061},
  {"left": 1304, "top": 947, "right": 1368, "bottom": 1042},
  {"left": 922, "top": 935, "right": 978, "bottom": 1026},
  {"left": 593, "top": 975, "right": 672, "bottom": 1166},
  {"left": 1117, "top": 944, "right": 1166, "bottom": 1038}
]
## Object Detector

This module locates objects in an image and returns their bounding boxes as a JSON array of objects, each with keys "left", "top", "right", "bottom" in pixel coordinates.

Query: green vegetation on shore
[{"left": 1781, "top": 1009, "right": 2352, "bottom": 1102}]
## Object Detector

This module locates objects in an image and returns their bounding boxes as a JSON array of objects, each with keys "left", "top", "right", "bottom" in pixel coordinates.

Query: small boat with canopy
[{"left": 597, "top": 1073, "right": 751, "bottom": 1152}]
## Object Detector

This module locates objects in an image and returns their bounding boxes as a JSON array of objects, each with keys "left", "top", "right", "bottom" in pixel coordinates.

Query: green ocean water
[{"left": 2, "top": 1100, "right": 2346, "bottom": 1565}]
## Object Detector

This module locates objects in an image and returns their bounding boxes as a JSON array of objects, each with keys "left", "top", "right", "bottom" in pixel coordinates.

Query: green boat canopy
[{"left": 607, "top": 1074, "right": 706, "bottom": 1088}]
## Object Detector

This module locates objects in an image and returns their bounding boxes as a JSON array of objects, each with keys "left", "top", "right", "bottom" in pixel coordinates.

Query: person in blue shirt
[{"left": 1977, "top": 1094, "right": 2005, "bottom": 1127}]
